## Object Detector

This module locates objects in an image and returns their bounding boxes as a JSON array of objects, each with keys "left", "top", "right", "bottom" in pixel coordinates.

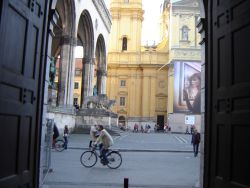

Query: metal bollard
[{"left": 124, "top": 178, "right": 129, "bottom": 188}]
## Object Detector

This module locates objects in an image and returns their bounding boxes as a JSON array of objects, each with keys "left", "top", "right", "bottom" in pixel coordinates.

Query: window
[
  {"left": 56, "top": 68, "right": 59, "bottom": 76},
  {"left": 124, "top": 0, "right": 129, "bottom": 3},
  {"left": 120, "top": 97, "right": 125, "bottom": 106},
  {"left": 120, "top": 80, "right": 126, "bottom": 86},
  {"left": 122, "top": 37, "right": 127, "bottom": 51},
  {"left": 75, "top": 69, "right": 81, "bottom": 76},
  {"left": 74, "top": 82, "right": 79, "bottom": 89},
  {"left": 181, "top": 26, "right": 189, "bottom": 41}
]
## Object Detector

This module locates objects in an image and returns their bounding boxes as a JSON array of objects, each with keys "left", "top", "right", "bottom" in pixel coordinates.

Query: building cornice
[
  {"left": 107, "top": 63, "right": 168, "bottom": 70},
  {"left": 92, "top": 0, "right": 112, "bottom": 32}
]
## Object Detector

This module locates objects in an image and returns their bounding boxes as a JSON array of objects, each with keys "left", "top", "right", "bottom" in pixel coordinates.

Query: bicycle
[
  {"left": 80, "top": 145, "right": 122, "bottom": 169},
  {"left": 53, "top": 138, "right": 65, "bottom": 152}
]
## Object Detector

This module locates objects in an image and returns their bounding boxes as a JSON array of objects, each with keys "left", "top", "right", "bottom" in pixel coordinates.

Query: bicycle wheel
[
  {"left": 54, "top": 139, "right": 65, "bottom": 152},
  {"left": 107, "top": 151, "right": 122, "bottom": 169},
  {"left": 80, "top": 151, "right": 97, "bottom": 168}
]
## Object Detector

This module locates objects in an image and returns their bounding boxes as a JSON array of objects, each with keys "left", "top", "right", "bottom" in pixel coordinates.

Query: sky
[{"left": 104, "top": 0, "right": 163, "bottom": 46}]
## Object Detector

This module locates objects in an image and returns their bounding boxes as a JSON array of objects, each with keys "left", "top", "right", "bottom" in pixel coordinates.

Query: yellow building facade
[
  {"left": 166, "top": 0, "right": 202, "bottom": 132},
  {"left": 107, "top": 0, "right": 169, "bottom": 129}
]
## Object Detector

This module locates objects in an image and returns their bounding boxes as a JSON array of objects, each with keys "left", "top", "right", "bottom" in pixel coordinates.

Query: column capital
[
  {"left": 83, "top": 56, "right": 95, "bottom": 64},
  {"left": 97, "top": 70, "right": 107, "bottom": 76},
  {"left": 60, "top": 35, "right": 77, "bottom": 46}
]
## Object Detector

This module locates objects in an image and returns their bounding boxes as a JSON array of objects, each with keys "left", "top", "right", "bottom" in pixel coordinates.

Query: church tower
[
  {"left": 108, "top": 0, "right": 144, "bottom": 54},
  {"left": 159, "top": 0, "right": 170, "bottom": 41},
  {"left": 107, "top": 0, "right": 169, "bottom": 129}
]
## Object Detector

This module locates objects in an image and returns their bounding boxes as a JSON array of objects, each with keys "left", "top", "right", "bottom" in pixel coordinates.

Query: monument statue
[
  {"left": 93, "top": 85, "right": 98, "bottom": 96},
  {"left": 49, "top": 57, "right": 56, "bottom": 88}
]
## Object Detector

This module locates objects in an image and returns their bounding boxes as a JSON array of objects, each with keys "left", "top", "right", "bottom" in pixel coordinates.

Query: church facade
[
  {"left": 166, "top": 0, "right": 202, "bottom": 132},
  {"left": 107, "top": 0, "right": 169, "bottom": 129},
  {"left": 107, "top": 0, "right": 201, "bottom": 131}
]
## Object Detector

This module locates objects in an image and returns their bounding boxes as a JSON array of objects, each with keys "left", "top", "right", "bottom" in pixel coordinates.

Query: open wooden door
[
  {"left": 0, "top": 0, "right": 50, "bottom": 187},
  {"left": 208, "top": 0, "right": 250, "bottom": 187}
]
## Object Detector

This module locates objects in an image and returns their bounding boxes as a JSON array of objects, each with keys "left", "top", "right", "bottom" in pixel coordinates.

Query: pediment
[
  {"left": 117, "top": 109, "right": 127, "bottom": 114},
  {"left": 118, "top": 91, "right": 128, "bottom": 95}
]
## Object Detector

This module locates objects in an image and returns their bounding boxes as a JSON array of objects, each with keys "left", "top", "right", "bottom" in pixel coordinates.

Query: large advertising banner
[{"left": 173, "top": 61, "right": 201, "bottom": 114}]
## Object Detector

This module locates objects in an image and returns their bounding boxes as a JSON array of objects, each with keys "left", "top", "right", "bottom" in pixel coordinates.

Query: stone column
[
  {"left": 97, "top": 69, "right": 107, "bottom": 94},
  {"left": 81, "top": 56, "right": 94, "bottom": 104},
  {"left": 58, "top": 35, "right": 76, "bottom": 107},
  {"left": 141, "top": 69, "right": 150, "bottom": 117}
]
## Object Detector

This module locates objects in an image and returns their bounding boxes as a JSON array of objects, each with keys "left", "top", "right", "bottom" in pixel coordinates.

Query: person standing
[
  {"left": 191, "top": 128, "right": 201, "bottom": 157},
  {"left": 185, "top": 125, "right": 190, "bottom": 134},
  {"left": 63, "top": 125, "right": 69, "bottom": 149},
  {"left": 52, "top": 123, "right": 59, "bottom": 148},
  {"left": 133, "top": 123, "right": 139, "bottom": 132},
  {"left": 94, "top": 125, "right": 113, "bottom": 165}
]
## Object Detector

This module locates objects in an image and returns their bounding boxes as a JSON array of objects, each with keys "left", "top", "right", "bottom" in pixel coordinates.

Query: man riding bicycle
[{"left": 94, "top": 125, "right": 113, "bottom": 165}]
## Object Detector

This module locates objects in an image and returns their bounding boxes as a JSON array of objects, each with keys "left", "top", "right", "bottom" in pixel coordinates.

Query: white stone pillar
[
  {"left": 98, "top": 70, "right": 107, "bottom": 94},
  {"left": 58, "top": 35, "right": 76, "bottom": 106},
  {"left": 82, "top": 56, "right": 94, "bottom": 105}
]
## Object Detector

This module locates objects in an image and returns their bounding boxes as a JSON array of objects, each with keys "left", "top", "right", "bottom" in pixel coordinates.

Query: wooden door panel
[
  {"left": 0, "top": 0, "right": 48, "bottom": 187},
  {"left": 210, "top": 0, "right": 250, "bottom": 187},
  {"left": 231, "top": 124, "right": 250, "bottom": 187},
  {"left": 0, "top": 115, "right": 19, "bottom": 179},
  {"left": 232, "top": 25, "right": 250, "bottom": 85}
]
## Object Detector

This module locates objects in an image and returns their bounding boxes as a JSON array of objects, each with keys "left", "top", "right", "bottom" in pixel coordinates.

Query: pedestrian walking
[
  {"left": 191, "top": 128, "right": 200, "bottom": 157},
  {"left": 52, "top": 123, "right": 59, "bottom": 148},
  {"left": 63, "top": 125, "right": 69, "bottom": 149}
]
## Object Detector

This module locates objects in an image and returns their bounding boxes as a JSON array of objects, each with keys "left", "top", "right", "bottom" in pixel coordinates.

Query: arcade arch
[
  {"left": 95, "top": 34, "right": 107, "bottom": 95},
  {"left": 77, "top": 10, "right": 95, "bottom": 107},
  {"left": 50, "top": 0, "right": 76, "bottom": 106}
]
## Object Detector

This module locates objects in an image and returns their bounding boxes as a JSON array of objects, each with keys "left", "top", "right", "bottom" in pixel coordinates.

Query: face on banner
[{"left": 173, "top": 61, "right": 201, "bottom": 114}]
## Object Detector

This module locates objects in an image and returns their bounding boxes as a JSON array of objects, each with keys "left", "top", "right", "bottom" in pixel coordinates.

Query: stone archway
[
  {"left": 77, "top": 10, "right": 95, "bottom": 107},
  {"left": 95, "top": 34, "right": 107, "bottom": 95},
  {"left": 50, "top": 0, "right": 76, "bottom": 107}
]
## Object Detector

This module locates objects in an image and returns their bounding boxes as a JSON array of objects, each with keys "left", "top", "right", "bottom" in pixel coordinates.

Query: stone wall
[
  {"left": 46, "top": 112, "right": 76, "bottom": 134},
  {"left": 168, "top": 113, "right": 201, "bottom": 133},
  {"left": 75, "top": 115, "right": 112, "bottom": 129}
]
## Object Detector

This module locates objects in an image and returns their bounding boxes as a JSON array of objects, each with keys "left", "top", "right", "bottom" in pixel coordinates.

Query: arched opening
[
  {"left": 49, "top": 0, "right": 76, "bottom": 107},
  {"left": 95, "top": 34, "right": 107, "bottom": 95},
  {"left": 3, "top": 0, "right": 250, "bottom": 188},
  {"left": 77, "top": 10, "right": 95, "bottom": 107},
  {"left": 122, "top": 37, "right": 127, "bottom": 51},
  {"left": 73, "top": 43, "right": 84, "bottom": 108},
  {"left": 180, "top": 25, "right": 190, "bottom": 41}
]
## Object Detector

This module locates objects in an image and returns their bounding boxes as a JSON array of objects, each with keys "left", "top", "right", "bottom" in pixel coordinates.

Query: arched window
[
  {"left": 122, "top": 37, "right": 127, "bottom": 51},
  {"left": 181, "top": 26, "right": 189, "bottom": 41}
]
